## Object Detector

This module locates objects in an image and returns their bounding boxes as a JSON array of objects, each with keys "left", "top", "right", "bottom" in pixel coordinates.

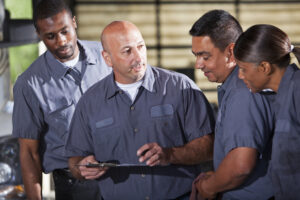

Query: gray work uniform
[
  {"left": 65, "top": 65, "right": 215, "bottom": 200},
  {"left": 12, "top": 40, "right": 111, "bottom": 200},
  {"left": 271, "top": 64, "right": 300, "bottom": 200},
  {"left": 214, "top": 66, "right": 274, "bottom": 200}
]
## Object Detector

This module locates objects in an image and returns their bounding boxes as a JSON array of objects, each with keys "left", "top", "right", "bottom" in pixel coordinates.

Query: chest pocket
[
  {"left": 92, "top": 117, "right": 122, "bottom": 161},
  {"left": 150, "top": 104, "right": 174, "bottom": 117},
  {"left": 275, "top": 119, "right": 291, "bottom": 133},
  {"left": 46, "top": 98, "right": 75, "bottom": 141},
  {"left": 150, "top": 104, "right": 182, "bottom": 146}
]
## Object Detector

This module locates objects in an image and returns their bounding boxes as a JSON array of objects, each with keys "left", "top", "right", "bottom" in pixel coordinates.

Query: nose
[
  {"left": 195, "top": 57, "right": 204, "bottom": 69},
  {"left": 238, "top": 68, "right": 244, "bottom": 80},
  {"left": 133, "top": 48, "right": 142, "bottom": 63},
  {"left": 57, "top": 34, "right": 67, "bottom": 46}
]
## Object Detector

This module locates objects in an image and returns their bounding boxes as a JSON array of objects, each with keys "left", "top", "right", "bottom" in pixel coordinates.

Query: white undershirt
[
  {"left": 116, "top": 80, "right": 143, "bottom": 102},
  {"left": 63, "top": 52, "right": 80, "bottom": 68}
]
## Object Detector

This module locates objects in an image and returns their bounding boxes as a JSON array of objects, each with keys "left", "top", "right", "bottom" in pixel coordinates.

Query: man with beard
[
  {"left": 12, "top": 0, "right": 111, "bottom": 199},
  {"left": 65, "top": 20, "right": 215, "bottom": 200}
]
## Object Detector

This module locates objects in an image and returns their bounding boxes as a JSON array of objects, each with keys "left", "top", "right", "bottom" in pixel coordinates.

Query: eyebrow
[
  {"left": 191, "top": 51, "right": 210, "bottom": 57},
  {"left": 44, "top": 26, "right": 68, "bottom": 36},
  {"left": 121, "top": 40, "right": 145, "bottom": 50}
]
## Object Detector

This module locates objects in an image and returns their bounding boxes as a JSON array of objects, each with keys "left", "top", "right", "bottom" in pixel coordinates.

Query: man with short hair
[
  {"left": 189, "top": 10, "right": 275, "bottom": 199},
  {"left": 65, "top": 20, "right": 215, "bottom": 200},
  {"left": 12, "top": 0, "right": 111, "bottom": 199}
]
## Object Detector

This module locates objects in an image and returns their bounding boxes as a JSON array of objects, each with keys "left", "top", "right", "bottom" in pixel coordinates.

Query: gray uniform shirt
[
  {"left": 214, "top": 66, "right": 274, "bottom": 200},
  {"left": 12, "top": 40, "right": 111, "bottom": 173},
  {"left": 65, "top": 66, "right": 215, "bottom": 200},
  {"left": 272, "top": 64, "right": 300, "bottom": 200}
]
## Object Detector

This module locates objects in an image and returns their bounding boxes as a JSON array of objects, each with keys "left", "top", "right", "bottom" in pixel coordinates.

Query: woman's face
[{"left": 236, "top": 60, "right": 269, "bottom": 93}]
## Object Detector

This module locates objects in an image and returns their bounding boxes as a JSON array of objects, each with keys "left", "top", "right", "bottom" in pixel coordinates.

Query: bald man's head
[
  {"left": 101, "top": 21, "right": 141, "bottom": 53},
  {"left": 100, "top": 21, "right": 147, "bottom": 84}
]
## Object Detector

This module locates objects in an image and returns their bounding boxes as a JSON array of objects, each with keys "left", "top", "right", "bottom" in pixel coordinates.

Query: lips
[
  {"left": 132, "top": 64, "right": 144, "bottom": 72},
  {"left": 203, "top": 71, "right": 210, "bottom": 77},
  {"left": 58, "top": 47, "right": 70, "bottom": 54}
]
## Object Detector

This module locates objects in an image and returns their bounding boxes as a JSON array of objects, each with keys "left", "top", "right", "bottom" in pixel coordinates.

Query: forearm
[
  {"left": 200, "top": 147, "right": 257, "bottom": 197},
  {"left": 167, "top": 134, "right": 213, "bottom": 165},
  {"left": 203, "top": 168, "right": 249, "bottom": 195},
  {"left": 20, "top": 149, "right": 42, "bottom": 200}
]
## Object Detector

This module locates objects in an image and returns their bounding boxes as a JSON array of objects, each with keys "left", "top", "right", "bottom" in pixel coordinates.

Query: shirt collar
[
  {"left": 45, "top": 40, "right": 97, "bottom": 80},
  {"left": 141, "top": 65, "right": 156, "bottom": 93},
  {"left": 219, "top": 66, "right": 238, "bottom": 92},
  {"left": 217, "top": 66, "right": 237, "bottom": 105},
  {"left": 77, "top": 40, "right": 98, "bottom": 65},
  {"left": 45, "top": 51, "right": 69, "bottom": 80},
  {"left": 277, "top": 63, "right": 298, "bottom": 94},
  {"left": 106, "top": 65, "right": 156, "bottom": 99}
]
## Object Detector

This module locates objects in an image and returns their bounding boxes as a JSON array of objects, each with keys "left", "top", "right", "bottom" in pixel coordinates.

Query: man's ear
[
  {"left": 72, "top": 16, "right": 77, "bottom": 29},
  {"left": 102, "top": 50, "right": 113, "bottom": 67},
  {"left": 258, "top": 61, "right": 272, "bottom": 75},
  {"left": 225, "top": 43, "right": 236, "bottom": 69}
]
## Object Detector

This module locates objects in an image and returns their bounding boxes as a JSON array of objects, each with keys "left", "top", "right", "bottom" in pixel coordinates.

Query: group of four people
[{"left": 12, "top": 0, "right": 299, "bottom": 199}]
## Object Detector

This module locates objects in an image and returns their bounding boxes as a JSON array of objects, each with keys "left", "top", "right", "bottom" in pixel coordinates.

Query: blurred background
[{"left": 0, "top": 0, "right": 300, "bottom": 199}]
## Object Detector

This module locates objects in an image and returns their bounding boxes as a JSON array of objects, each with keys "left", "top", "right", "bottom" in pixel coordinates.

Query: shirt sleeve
[
  {"left": 221, "top": 88, "right": 273, "bottom": 155},
  {"left": 12, "top": 78, "right": 43, "bottom": 139},
  {"left": 182, "top": 80, "right": 215, "bottom": 141},
  {"left": 64, "top": 98, "right": 94, "bottom": 157}
]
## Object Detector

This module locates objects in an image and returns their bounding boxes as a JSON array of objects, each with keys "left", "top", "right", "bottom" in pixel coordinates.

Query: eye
[
  {"left": 61, "top": 30, "right": 68, "bottom": 35},
  {"left": 203, "top": 56, "right": 209, "bottom": 61},
  {"left": 138, "top": 44, "right": 145, "bottom": 50},
  {"left": 46, "top": 33, "right": 55, "bottom": 40},
  {"left": 122, "top": 48, "right": 131, "bottom": 54}
]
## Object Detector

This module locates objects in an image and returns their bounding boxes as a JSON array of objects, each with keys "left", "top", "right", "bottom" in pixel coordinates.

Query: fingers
[
  {"left": 81, "top": 166, "right": 108, "bottom": 180},
  {"left": 83, "top": 155, "right": 97, "bottom": 163},
  {"left": 137, "top": 143, "right": 169, "bottom": 166},
  {"left": 205, "top": 171, "right": 214, "bottom": 176},
  {"left": 137, "top": 143, "right": 157, "bottom": 163},
  {"left": 77, "top": 156, "right": 108, "bottom": 179},
  {"left": 137, "top": 143, "right": 151, "bottom": 157},
  {"left": 145, "top": 152, "right": 161, "bottom": 166}
]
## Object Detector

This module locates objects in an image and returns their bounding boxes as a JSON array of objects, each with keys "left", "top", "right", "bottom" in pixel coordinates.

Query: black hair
[
  {"left": 33, "top": 0, "right": 72, "bottom": 32},
  {"left": 189, "top": 9, "right": 243, "bottom": 51},
  {"left": 234, "top": 24, "right": 300, "bottom": 68}
]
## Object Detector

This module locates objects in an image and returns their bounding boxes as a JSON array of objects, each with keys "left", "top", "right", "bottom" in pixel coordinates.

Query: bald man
[{"left": 65, "top": 21, "right": 215, "bottom": 200}]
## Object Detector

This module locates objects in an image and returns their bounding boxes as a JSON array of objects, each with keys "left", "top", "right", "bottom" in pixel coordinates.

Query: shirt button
[
  {"left": 134, "top": 128, "right": 138, "bottom": 133},
  {"left": 119, "top": 91, "right": 123, "bottom": 94},
  {"left": 141, "top": 174, "right": 146, "bottom": 178},
  {"left": 145, "top": 196, "right": 150, "bottom": 200},
  {"left": 130, "top": 106, "right": 135, "bottom": 110}
]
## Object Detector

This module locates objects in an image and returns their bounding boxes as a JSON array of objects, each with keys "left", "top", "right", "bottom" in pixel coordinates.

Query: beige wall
[{"left": 74, "top": 0, "right": 300, "bottom": 104}]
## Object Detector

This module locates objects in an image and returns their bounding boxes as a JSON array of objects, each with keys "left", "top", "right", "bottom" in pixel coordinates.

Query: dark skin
[
  {"left": 19, "top": 9, "right": 79, "bottom": 200},
  {"left": 19, "top": 138, "right": 42, "bottom": 200},
  {"left": 69, "top": 21, "right": 214, "bottom": 180},
  {"left": 36, "top": 10, "right": 79, "bottom": 63}
]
